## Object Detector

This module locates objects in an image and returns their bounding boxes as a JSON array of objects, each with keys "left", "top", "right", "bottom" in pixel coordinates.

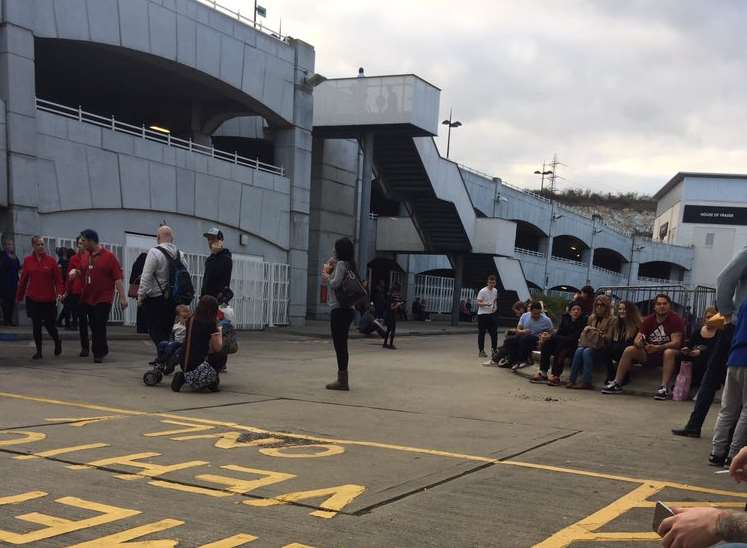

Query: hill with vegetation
[{"left": 533, "top": 188, "right": 657, "bottom": 236}]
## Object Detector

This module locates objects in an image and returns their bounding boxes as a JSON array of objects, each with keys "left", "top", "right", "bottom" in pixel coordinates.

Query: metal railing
[
  {"left": 551, "top": 255, "right": 586, "bottom": 267},
  {"left": 413, "top": 274, "right": 476, "bottom": 314},
  {"left": 592, "top": 265, "right": 625, "bottom": 278},
  {"left": 514, "top": 247, "right": 544, "bottom": 258},
  {"left": 36, "top": 98, "right": 285, "bottom": 177},
  {"left": 195, "top": 0, "right": 286, "bottom": 41},
  {"left": 637, "top": 275, "right": 672, "bottom": 284}
]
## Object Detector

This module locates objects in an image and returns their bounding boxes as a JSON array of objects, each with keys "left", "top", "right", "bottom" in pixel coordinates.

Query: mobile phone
[{"left": 652, "top": 501, "right": 674, "bottom": 532}]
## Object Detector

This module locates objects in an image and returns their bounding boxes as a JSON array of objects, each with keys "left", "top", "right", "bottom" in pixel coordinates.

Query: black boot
[
  {"left": 54, "top": 338, "right": 62, "bottom": 356},
  {"left": 326, "top": 370, "right": 349, "bottom": 391},
  {"left": 672, "top": 427, "right": 700, "bottom": 438}
]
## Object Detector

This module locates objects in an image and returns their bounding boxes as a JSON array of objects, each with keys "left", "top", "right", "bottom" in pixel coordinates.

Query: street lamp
[
  {"left": 542, "top": 207, "right": 564, "bottom": 291},
  {"left": 442, "top": 108, "right": 462, "bottom": 159},
  {"left": 627, "top": 231, "right": 646, "bottom": 286},
  {"left": 534, "top": 164, "right": 554, "bottom": 194},
  {"left": 586, "top": 213, "right": 603, "bottom": 284}
]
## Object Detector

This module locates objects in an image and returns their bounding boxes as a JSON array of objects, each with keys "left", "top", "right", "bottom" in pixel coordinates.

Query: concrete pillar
[
  {"left": 583, "top": 247, "right": 594, "bottom": 285},
  {"left": 357, "top": 132, "right": 374, "bottom": 275},
  {"left": 451, "top": 255, "right": 464, "bottom": 326},
  {"left": 273, "top": 39, "right": 315, "bottom": 326},
  {"left": 0, "top": 19, "right": 38, "bottom": 257}
]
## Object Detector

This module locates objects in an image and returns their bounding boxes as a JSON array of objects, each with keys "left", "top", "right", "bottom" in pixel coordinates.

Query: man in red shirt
[
  {"left": 602, "top": 293, "right": 684, "bottom": 399},
  {"left": 72, "top": 229, "right": 127, "bottom": 363}
]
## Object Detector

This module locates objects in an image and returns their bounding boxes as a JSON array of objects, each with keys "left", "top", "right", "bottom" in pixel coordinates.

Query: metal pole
[
  {"left": 540, "top": 162, "right": 546, "bottom": 194},
  {"left": 357, "top": 132, "right": 375, "bottom": 277},
  {"left": 627, "top": 234, "right": 636, "bottom": 287},
  {"left": 543, "top": 200, "right": 554, "bottom": 292},
  {"left": 586, "top": 216, "right": 595, "bottom": 284},
  {"left": 254, "top": 0, "right": 257, "bottom": 27},
  {"left": 446, "top": 125, "right": 451, "bottom": 159},
  {"left": 451, "top": 255, "right": 464, "bottom": 326}
]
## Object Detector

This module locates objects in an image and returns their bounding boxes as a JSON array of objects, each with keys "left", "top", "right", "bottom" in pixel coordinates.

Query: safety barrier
[{"left": 413, "top": 274, "right": 476, "bottom": 314}]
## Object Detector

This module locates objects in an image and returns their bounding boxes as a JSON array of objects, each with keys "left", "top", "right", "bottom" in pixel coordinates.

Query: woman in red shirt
[
  {"left": 16, "top": 236, "right": 64, "bottom": 359},
  {"left": 66, "top": 237, "right": 89, "bottom": 357}
]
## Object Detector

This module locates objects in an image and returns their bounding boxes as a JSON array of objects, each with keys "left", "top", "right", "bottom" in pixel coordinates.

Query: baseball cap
[{"left": 203, "top": 227, "right": 224, "bottom": 240}]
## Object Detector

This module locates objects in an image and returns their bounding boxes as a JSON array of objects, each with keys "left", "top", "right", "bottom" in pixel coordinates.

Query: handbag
[
  {"left": 672, "top": 361, "right": 693, "bottom": 401},
  {"left": 335, "top": 266, "right": 368, "bottom": 309},
  {"left": 220, "top": 320, "right": 238, "bottom": 354},
  {"left": 128, "top": 282, "right": 139, "bottom": 299},
  {"left": 579, "top": 327, "right": 604, "bottom": 350}
]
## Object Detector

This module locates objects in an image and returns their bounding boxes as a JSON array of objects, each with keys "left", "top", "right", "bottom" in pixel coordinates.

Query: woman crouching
[{"left": 171, "top": 295, "right": 222, "bottom": 393}]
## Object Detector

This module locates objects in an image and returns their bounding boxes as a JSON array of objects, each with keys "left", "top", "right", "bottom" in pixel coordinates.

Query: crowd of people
[{"left": 1, "top": 225, "right": 235, "bottom": 393}]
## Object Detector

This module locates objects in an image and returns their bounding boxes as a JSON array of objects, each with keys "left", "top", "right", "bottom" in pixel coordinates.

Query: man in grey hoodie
[
  {"left": 137, "top": 226, "right": 188, "bottom": 348},
  {"left": 673, "top": 245, "right": 747, "bottom": 439}
]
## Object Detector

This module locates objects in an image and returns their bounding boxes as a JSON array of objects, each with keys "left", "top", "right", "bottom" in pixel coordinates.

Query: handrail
[
  {"left": 592, "top": 265, "right": 625, "bottom": 277},
  {"left": 551, "top": 255, "right": 586, "bottom": 267},
  {"left": 36, "top": 98, "right": 285, "bottom": 177},
  {"left": 638, "top": 275, "right": 672, "bottom": 284},
  {"left": 514, "top": 247, "right": 544, "bottom": 258},
  {"left": 194, "top": 0, "right": 286, "bottom": 42}
]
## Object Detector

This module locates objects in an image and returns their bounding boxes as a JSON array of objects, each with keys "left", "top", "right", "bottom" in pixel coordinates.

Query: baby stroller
[{"left": 143, "top": 341, "right": 183, "bottom": 386}]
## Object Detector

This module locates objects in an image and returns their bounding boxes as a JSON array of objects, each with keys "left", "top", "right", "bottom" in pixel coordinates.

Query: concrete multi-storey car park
[{"left": 0, "top": 0, "right": 697, "bottom": 327}]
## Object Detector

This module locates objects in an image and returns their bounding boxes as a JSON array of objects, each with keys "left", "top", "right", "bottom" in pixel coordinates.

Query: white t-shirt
[{"left": 476, "top": 287, "right": 497, "bottom": 315}]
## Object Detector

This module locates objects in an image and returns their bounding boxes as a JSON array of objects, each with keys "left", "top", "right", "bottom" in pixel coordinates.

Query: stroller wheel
[
  {"left": 162, "top": 363, "right": 175, "bottom": 376},
  {"left": 143, "top": 370, "right": 159, "bottom": 386},
  {"left": 155, "top": 371, "right": 164, "bottom": 383}
]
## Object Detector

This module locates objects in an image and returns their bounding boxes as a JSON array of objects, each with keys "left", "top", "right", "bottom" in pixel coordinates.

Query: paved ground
[{"left": 1, "top": 329, "right": 744, "bottom": 547}]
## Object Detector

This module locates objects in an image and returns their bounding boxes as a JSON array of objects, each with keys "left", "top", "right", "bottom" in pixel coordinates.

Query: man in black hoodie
[
  {"left": 530, "top": 301, "right": 587, "bottom": 384},
  {"left": 202, "top": 228, "right": 232, "bottom": 300}
]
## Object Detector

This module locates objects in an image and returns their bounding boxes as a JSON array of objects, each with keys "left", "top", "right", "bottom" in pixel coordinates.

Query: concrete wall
[
  {"left": 25, "top": 0, "right": 297, "bottom": 124},
  {"left": 307, "top": 136, "right": 359, "bottom": 319},
  {"left": 35, "top": 110, "right": 292, "bottom": 251}
]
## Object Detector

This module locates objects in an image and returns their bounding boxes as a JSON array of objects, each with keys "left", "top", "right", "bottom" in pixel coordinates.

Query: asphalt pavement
[{"left": 0, "top": 329, "right": 744, "bottom": 547}]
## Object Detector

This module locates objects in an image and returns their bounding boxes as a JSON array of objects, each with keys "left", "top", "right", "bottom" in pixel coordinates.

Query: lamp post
[
  {"left": 542, "top": 202, "right": 564, "bottom": 292},
  {"left": 627, "top": 232, "right": 646, "bottom": 287},
  {"left": 441, "top": 108, "right": 462, "bottom": 159},
  {"left": 586, "top": 213, "right": 603, "bottom": 284},
  {"left": 533, "top": 164, "right": 554, "bottom": 194}
]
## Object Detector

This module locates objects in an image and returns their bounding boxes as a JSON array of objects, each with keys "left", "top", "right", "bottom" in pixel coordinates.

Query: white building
[{"left": 653, "top": 172, "right": 747, "bottom": 288}]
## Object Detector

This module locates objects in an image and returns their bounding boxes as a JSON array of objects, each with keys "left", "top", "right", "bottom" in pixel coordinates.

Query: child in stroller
[{"left": 143, "top": 305, "right": 192, "bottom": 386}]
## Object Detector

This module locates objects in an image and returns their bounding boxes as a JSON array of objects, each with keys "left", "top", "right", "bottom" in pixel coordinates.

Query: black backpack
[{"left": 156, "top": 247, "right": 195, "bottom": 305}]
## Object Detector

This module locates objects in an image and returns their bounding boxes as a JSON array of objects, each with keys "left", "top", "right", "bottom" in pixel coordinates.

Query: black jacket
[
  {"left": 201, "top": 249, "right": 233, "bottom": 298},
  {"left": 553, "top": 313, "right": 587, "bottom": 347}
]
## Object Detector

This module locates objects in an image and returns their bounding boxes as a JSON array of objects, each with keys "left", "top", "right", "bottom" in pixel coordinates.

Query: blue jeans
[{"left": 570, "top": 347, "right": 595, "bottom": 385}]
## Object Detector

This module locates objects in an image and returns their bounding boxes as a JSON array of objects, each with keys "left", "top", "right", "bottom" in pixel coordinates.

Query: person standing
[
  {"left": 673, "top": 246, "right": 747, "bottom": 439},
  {"left": 66, "top": 237, "right": 89, "bottom": 356},
  {"left": 476, "top": 275, "right": 498, "bottom": 358},
  {"left": 16, "top": 236, "right": 64, "bottom": 359},
  {"left": 76, "top": 229, "right": 127, "bottom": 363},
  {"left": 0, "top": 238, "right": 21, "bottom": 326},
  {"left": 201, "top": 228, "right": 232, "bottom": 300},
  {"left": 383, "top": 284, "right": 403, "bottom": 349},
  {"left": 138, "top": 226, "right": 188, "bottom": 349},
  {"left": 322, "top": 237, "right": 358, "bottom": 391}
]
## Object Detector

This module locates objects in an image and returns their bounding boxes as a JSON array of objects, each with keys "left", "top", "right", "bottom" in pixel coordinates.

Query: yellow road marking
[
  {"left": 0, "top": 496, "right": 140, "bottom": 544},
  {"left": 45, "top": 416, "right": 123, "bottom": 427},
  {"left": 199, "top": 534, "right": 258, "bottom": 547},
  {"left": 0, "top": 431, "right": 46, "bottom": 447},
  {"left": 80, "top": 452, "right": 209, "bottom": 481},
  {"left": 245, "top": 484, "right": 367, "bottom": 519},
  {"left": 69, "top": 518, "right": 184, "bottom": 547},
  {"left": 144, "top": 420, "right": 216, "bottom": 437},
  {"left": 259, "top": 444, "right": 345, "bottom": 459},
  {"left": 0, "top": 492, "right": 47, "bottom": 505},
  {"left": 14, "top": 443, "right": 109, "bottom": 461}
]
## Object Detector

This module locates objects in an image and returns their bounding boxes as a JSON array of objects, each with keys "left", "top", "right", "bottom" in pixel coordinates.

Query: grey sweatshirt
[
  {"left": 138, "top": 243, "right": 187, "bottom": 299},
  {"left": 716, "top": 245, "right": 747, "bottom": 316},
  {"left": 327, "top": 260, "right": 352, "bottom": 310}
]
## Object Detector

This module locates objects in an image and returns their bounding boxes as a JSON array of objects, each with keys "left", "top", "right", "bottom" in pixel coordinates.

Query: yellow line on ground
[{"left": 4, "top": 390, "right": 747, "bottom": 499}]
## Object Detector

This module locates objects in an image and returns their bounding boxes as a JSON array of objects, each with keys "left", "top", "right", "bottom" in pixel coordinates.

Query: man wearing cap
[
  {"left": 138, "top": 226, "right": 188, "bottom": 349},
  {"left": 202, "top": 228, "right": 232, "bottom": 301},
  {"left": 75, "top": 229, "right": 127, "bottom": 363}
]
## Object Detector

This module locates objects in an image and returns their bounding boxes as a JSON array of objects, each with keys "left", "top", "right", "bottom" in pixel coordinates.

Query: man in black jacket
[
  {"left": 201, "top": 228, "right": 233, "bottom": 300},
  {"left": 530, "top": 301, "right": 587, "bottom": 384}
]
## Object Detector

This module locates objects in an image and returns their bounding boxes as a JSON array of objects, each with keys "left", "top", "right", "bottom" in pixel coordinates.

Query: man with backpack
[
  {"left": 138, "top": 226, "right": 194, "bottom": 349},
  {"left": 75, "top": 229, "right": 127, "bottom": 363}
]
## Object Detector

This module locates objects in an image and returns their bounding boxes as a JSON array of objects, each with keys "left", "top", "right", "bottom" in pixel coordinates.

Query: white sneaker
[{"left": 512, "top": 362, "right": 530, "bottom": 371}]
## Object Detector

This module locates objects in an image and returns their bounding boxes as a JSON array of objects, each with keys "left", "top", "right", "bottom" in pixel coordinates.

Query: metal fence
[
  {"left": 44, "top": 237, "right": 289, "bottom": 329},
  {"left": 36, "top": 98, "right": 285, "bottom": 176},
  {"left": 598, "top": 284, "right": 716, "bottom": 326},
  {"left": 413, "top": 274, "right": 476, "bottom": 314}
]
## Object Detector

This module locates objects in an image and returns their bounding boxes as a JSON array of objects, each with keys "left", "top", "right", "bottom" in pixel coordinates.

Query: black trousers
[
  {"left": 330, "top": 308, "right": 354, "bottom": 372},
  {"left": 685, "top": 323, "right": 735, "bottom": 432},
  {"left": 67, "top": 295, "right": 90, "bottom": 351},
  {"left": 81, "top": 303, "right": 112, "bottom": 359},
  {"left": 27, "top": 299, "right": 59, "bottom": 351},
  {"left": 384, "top": 313, "right": 396, "bottom": 345},
  {"left": 539, "top": 337, "right": 575, "bottom": 375},
  {"left": 504, "top": 333, "right": 539, "bottom": 363},
  {"left": 1, "top": 293, "right": 15, "bottom": 325},
  {"left": 477, "top": 314, "right": 497, "bottom": 352},
  {"left": 144, "top": 297, "right": 176, "bottom": 348}
]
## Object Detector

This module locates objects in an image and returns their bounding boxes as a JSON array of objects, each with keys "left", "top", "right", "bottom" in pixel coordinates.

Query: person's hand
[
  {"left": 120, "top": 296, "right": 128, "bottom": 310},
  {"left": 689, "top": 349, "right": 701, "bottom": 358},
  {"left": 730, "top": 446, "right": 747, "bottom": 482},
  {"left": 658, "top": 507, "right": 726, "bottom": 548},
  {"left": 68, "top": 269, "right": 78, "bottom": 279},
  {"left": 321, "top": 270, "right": 330, "bottom": 282}
]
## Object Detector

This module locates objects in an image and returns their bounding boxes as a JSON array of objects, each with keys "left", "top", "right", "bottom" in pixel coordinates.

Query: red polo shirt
[
  {"left": 80, "top": 247, "right": 123, "bottom": 306},
  {"left": 16, "top": 253, "right": 64, "bottom": 303},
  {"left": 66, "top": 252, "right": 88, "bottom": 296}
]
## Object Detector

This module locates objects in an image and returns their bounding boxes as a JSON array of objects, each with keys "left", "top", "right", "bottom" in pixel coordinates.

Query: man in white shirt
[{"left": 476, "top": 275, "right": 498, "bottom": 357}]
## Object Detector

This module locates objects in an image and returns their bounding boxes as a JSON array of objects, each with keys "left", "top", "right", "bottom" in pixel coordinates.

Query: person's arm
[
  {"left": 328, "top": 262, "right": 346, "bottom": 291},
  {"left": 53, "top": 259, "right": 65, "bottom": 298},
  {"left": 115, "top": 279, "right": 128, "bottom": 309},
  {"left": 137, "top": 250, "right": 158, "bottom": 303},
  {"left": 658, "top": 507, "right": 731, "bottom": 547},
  {"left": 209, "top": 325, "right": 223, "bottom": 353},
  {"left": 717, "top": 247, "right": 747, "bottom": 318},
  {"left": 476, "top": 289, "right": 487, "bottom": 306}
]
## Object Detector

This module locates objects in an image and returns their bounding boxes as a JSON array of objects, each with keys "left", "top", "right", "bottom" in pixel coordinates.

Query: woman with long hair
[
  {"left": 566, "top": 295, "right": 613, "bottom": 389},
  {"left": 171, "top": 295, "right": 222, "bottom": 392},
  {"left": 16, "top": 236, "right": 64, "bottom": 359},
  {"left": 322, "top": 237, "right": 358, "bottom": 390},
  {"left": 602, "top": 300, "right": 643, "bottom": 383}
]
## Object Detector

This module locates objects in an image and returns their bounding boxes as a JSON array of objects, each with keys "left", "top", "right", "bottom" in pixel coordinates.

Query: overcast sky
[{"left": 223, "top": 0, "right": 747, "bottom": 195}]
